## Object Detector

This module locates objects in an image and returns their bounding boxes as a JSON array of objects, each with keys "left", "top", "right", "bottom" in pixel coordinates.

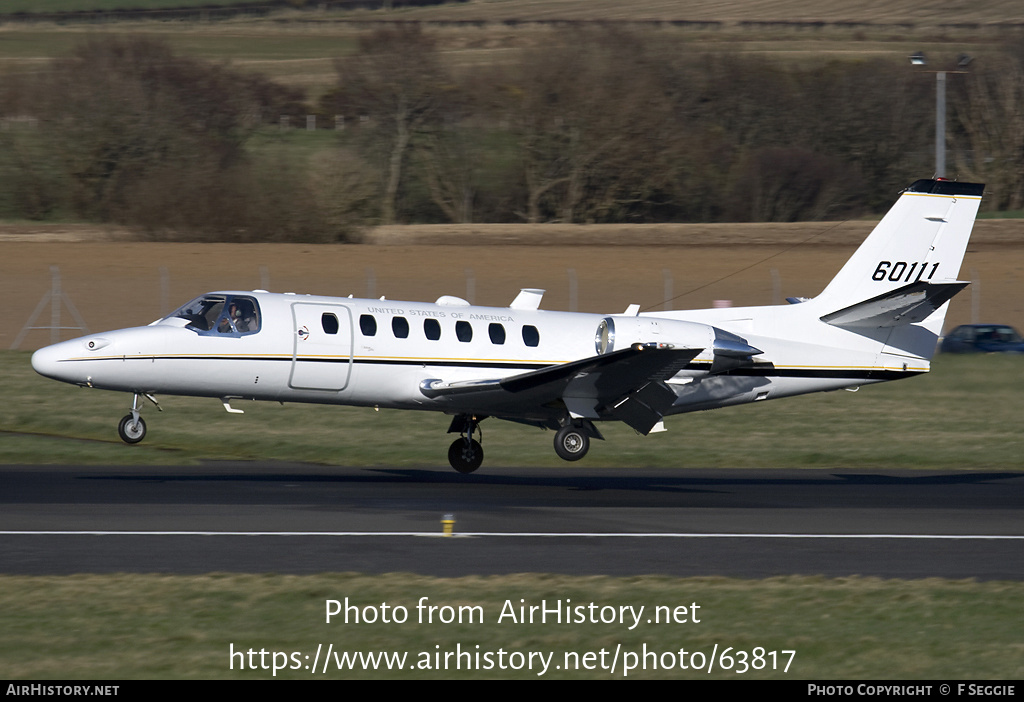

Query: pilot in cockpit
[
  {"left": 233, "top": 300, "right": 257, "bottom": 333},
  {"left": 217, "top": 305, "right": 237, "bottom": 334}
]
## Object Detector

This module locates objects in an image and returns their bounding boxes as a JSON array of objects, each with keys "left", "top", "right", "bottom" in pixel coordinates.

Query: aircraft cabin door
[{"left": 289, "top": 303, "right": 353, "bottom": 391}]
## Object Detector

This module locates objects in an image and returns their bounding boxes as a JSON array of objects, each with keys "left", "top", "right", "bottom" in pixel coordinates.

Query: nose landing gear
[
  {"left": 118, "top": 413, "right": 147, "bottom": 444},
  {"left": 117, "top": 392, "right": 161, "bottom": 445}
]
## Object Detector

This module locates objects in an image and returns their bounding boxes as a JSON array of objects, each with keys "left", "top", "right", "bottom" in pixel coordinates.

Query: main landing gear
[
  {"left": 447, "top": 415, "right": 484, "bottom": 474},
  {"left": 553, "top": 424, "right": 590, "bottom": 462},
  {"left": 445, "top": 414, "right": 600, "bottom": 473},
  {"left": 117, "top": 393, "right": 160, "bottom": 445}
]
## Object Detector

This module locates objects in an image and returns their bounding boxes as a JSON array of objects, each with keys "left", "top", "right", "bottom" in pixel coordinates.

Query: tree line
[{"left": 0, "top": 30, "right": 1021, "bottom": 241}]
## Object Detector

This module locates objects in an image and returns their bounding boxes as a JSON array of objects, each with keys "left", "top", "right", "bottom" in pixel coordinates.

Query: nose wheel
[
  {"left": 118, "top": 414, "right": 147, "bottom": 444},
  {"left": 117, "top": 392, "right": 160, "bottom": 444}
]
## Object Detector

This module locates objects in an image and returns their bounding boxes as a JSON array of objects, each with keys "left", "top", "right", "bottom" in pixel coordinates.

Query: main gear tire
[
  {"left": 554, "top": 425, "right": 589, "bottom": 461},
  {"left": 448, "top": 438, "right": 484, "bottom": 473}
]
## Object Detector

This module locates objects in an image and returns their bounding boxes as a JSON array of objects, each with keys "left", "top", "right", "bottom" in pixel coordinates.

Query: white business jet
[{"left": 32, "top": 179, "right": 983, "bottom": 472}]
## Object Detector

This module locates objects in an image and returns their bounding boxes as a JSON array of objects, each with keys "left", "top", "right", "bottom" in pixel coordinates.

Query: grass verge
[
  {"left": 2, "top": 351, "right": 1023, "bottom": 469},
  {"left": 1, "top": 573, "right": 1022, "bottom": 679}
]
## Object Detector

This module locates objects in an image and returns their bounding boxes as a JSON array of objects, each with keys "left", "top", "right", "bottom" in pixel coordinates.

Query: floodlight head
[
  {"left": 956, "top": 54, "right": 974, "bottom": 69},
  {"left": 909, "top": 51, "right": 927, "bottom": 66}
]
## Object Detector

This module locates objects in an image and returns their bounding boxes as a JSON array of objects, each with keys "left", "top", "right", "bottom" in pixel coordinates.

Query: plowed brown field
[{"left": 4, "top": 220, "right": 1022, "bottom": 351}]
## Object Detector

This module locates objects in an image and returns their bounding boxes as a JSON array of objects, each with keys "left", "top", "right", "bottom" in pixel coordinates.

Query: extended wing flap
[
  {"left": 608, "top": 380, "right": 679, "bottom": 435},
  {"left": 820, "top": 281, "right": 969, "bottom": 329}
]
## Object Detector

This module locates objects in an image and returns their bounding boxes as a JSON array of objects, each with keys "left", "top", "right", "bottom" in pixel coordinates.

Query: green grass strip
[
  {"left": 1, "top": 573, "right": 1022, "bottom": 678},
  {"left": 3, "top": 351, "right": 1023, "bottom": 469}
]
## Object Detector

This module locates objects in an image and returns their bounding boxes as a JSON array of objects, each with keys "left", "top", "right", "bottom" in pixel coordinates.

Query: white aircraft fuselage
[{"left": 31, "top": 179, "right": 985, "bottom": 472}]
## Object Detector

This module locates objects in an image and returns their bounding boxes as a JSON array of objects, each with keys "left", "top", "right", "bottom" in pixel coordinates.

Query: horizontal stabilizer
[{"left": 821, "top": 281, "right": 969, "bottom": 329}]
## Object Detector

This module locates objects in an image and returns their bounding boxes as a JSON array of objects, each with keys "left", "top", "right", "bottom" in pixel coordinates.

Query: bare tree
[
  {"left": 795, "top": 60, "right": 932, "bottom": 210},
  {"left": 726, "top": 147, "right": 848, "bottom": 221},
  {"left": 2, "top": 36, "right": 341, "bottom": 240},
  {"left": 326, "top": 26, "right": 449, "bottom": 224},
  {"left": 38, "top": 37, "right": 267, "bottom": 220},
  {"left": 495, "top": 30, "right": 699, "bottom": 224},
  {"left": 950, "top": 48, "right": 1024, "bottom": 211}
]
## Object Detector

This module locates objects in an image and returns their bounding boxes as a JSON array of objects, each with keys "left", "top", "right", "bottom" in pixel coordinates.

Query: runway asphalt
[{"left": 2, "top": 463, "right": 1022, "bottom": 579}]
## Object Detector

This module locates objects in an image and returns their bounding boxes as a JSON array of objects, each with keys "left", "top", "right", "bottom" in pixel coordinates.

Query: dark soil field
[{"left": 4, "top": 220, "right": 1022, "bottom": 351}]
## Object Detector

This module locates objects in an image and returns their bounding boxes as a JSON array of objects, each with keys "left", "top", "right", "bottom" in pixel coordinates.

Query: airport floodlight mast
[{"left": 909, "top": 52, "right": 973, "bottom": 179}]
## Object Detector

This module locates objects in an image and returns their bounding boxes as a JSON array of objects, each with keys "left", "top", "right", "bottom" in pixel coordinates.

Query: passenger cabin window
[
  {"left": 359, "top": 314, "right": 377, "bottom": 336},
  {"left": 488, "top": 323, "right": 506, "bottom": 345},
  {"left": 322, "top": 313, "right": 339, "bottom": 335},
  {"left": 168, "top": 294, "right": 261, "bottom": 337},
  {"left": 522, "top": 325, "right": 540, "bottom": 347},
  {"left": 424, "top": 318, "right": 441, "bottom": 341},
  {"left": 456, "top": 321, "right": 473, "bottom": 342},
  {"left": 392, "top": 316, "right": 410, "bottom": 339}
]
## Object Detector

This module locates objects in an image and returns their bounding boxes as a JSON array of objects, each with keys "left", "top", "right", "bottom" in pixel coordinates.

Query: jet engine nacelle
[
  {"left": 594, "top": 316, "right": 762, "bottom": 373},
  {"left": 594, "top": 316, "right": 714, "bottom": 355}
]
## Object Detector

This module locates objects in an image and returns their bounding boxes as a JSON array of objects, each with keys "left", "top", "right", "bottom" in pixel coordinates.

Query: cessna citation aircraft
[{"left": 32, "top": 179, "right": 984, "bottom": 473}]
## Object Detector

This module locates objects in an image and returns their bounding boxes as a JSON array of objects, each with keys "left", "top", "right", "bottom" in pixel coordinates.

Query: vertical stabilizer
[
  {"left": 813, "top": 179, "right": 983, "bottom": 360},
  {"left": 814, "top": 179, "right": 983, "bottom": 312}
]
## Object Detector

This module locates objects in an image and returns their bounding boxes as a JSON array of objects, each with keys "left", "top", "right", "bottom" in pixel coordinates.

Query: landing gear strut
[{"left": 447, "top": 415, "right": 484, "bottom": 473}]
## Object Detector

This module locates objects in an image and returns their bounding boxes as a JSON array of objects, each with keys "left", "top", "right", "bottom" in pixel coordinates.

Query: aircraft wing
[{"left": 420, "top": 344, "right": 703, "bottom": 433}]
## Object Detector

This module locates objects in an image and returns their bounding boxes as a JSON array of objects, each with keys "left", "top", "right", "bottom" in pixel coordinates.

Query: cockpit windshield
[{"left": 166, "top": 294, "right": 261, "bottom": 336}]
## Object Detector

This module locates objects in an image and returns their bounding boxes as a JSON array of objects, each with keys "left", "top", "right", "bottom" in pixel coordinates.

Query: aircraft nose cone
[
  {"left": 31, "top": 339, "right": 96, "bottom": 385},
  {"left": 31, "top": 343, "right": 64, "bottom": 380}
]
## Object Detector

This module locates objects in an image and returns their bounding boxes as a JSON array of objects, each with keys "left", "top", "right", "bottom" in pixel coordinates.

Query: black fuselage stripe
[
  {"left": 64, "top": 356, "right": 545, "bottom": 370},
  {"left": 61, "top": 355, "right": 922, "bottom": 380}
]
